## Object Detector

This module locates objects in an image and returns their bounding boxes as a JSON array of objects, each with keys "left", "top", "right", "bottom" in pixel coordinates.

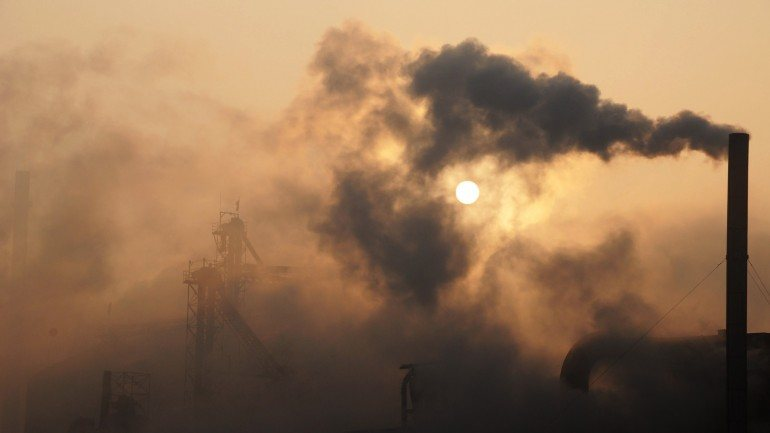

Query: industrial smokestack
[
  {"left": 11, "top": 170, "right": 29, "bottom": 285},
  {"left": 1, "top": 171, "right": 30, "bottom": 433},
  {"left": 726, "top": 132, "right": 749, "bottom": 433}
]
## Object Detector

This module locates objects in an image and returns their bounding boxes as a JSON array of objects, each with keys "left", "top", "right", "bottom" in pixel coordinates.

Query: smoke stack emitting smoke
[
  {"left": 407, "top": 40, "right": 738, "bottom": 173},
  {"left": 1, "top": 23, "right": 746, "bottom": 432},
  {"left": 317, "top": 30, "right": 740, "bottom": 310}
]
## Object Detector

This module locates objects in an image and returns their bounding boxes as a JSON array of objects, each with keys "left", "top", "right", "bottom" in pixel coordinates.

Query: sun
[{"left": 455, "top": 180, "right": 480, "bottom": 205}]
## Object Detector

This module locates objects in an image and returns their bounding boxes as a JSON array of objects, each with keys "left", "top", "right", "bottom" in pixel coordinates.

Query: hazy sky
[
  {"left": 4, "top": 0, "right": 770, "bottom": 317},
  {"left": 4, "top": 2, "right": 770, "bottom": 430},
  {"left": 3, "top": 0, "right": 768, "bottom": 183},
  {"left": 2, "top": 0, "right": 768, "bottom": 123},
  {"left": 3, "top": 0, "right": 770, "bottom": 309},
  {"left": 11, "top": 1, "right": 770, "bottom": 240}
]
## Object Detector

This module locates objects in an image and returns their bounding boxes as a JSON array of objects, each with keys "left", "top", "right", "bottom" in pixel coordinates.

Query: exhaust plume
[
  {"left": 408, "top": 40, "right": 739, "bottom": 173},
  {"left": 316, "top": 168, "right": 471, "bottom": 308}
]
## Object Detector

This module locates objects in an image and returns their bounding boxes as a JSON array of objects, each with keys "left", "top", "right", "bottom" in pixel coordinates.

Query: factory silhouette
[
  {"left": 0, "top": 29, "right": 765, "bottom": 433},
  {"left": 2, "top": 134, "right": 764, "bottom": 433}
]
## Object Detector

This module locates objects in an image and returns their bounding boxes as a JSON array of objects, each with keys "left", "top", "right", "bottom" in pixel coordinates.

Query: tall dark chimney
[
  {"left": 11, "top": 170, "right": 29, "bottom": 286},
  {"left": 726, "top": 132, "right": 749, "bottom": 433},
  {"left": 1, "top": 171, "right": 30, "bottom": 433}
]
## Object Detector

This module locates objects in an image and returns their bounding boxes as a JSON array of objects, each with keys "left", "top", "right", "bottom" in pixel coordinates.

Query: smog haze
[{"left": 2, "top": 2, "right": 770, "bottom": 432}]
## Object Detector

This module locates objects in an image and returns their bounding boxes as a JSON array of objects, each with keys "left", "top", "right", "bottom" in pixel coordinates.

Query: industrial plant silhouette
[
  {"left": 3, "top": 133, "right": 765, "bottom": 433},
  {"left": 0, "top": 20, "right": 764, "bottom": 433}
]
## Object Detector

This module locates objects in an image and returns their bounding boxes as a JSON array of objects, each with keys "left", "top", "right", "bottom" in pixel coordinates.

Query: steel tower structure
[{"left": 184, "top": 210, "right": 286, "bottom": 412}]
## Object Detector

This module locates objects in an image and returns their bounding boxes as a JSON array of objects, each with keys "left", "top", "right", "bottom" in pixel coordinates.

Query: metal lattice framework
[
  {"left": 183, "top": 211, "right": 287, "bottom": 411},
  {"left": 98, "top": 370, "right": 151, "bottom": 430},
  {"left": 112, "top": 372, "right": 151, "bottom": 418},
  {"left": 184, "top": 260, "right": 223, "bottom": 407}
]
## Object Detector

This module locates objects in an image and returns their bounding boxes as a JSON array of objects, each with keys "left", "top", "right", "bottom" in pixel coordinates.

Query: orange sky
[
  {"left": 1, "top": 1, "right": 767, "bottom": 122},
  {"left": 4, "top": 4, "right": 770, "bottom": 429},
  {"left": 2, "top": 0, "right": 766, "bottom": 191},
  {"left": 3, "top": 0, "right": 770, "bottom": 349}
]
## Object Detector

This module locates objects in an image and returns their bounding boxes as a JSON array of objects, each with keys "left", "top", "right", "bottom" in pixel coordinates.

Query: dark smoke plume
[
  {"left": 316, "top": 168, "right": 471, "bottom": 307},
  {"left": 312, "top": 34, "right": 742, "bottom": 311},
  {"left": 408, "top": 40, "right": 740, "bottom": 173},
  {"left": 293, "top": 26, "right": 747, "bottom": 432}
]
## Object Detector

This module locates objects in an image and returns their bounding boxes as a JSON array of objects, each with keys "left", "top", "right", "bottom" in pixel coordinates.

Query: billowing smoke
[
  {"left": 485, "top": 230, "right": 656, "bottom": 348},
  {"left": 0, "top": 22, "right": 750, "bottom": 433},
  {"left": 309, "top": 28, "right": 739, "bottom": 310},
  {"left": 316, "top": 168, "right": 471, "bottom": 308},
  {"left": 408, "top": 40, "right": 739, "bottom": 173},
  {"left": 304, "top": 23, "right": 741, "bottom": 432}
]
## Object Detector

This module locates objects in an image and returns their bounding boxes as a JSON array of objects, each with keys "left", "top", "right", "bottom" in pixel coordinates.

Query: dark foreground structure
[
  {"left": 561, "top": 331, "right": 770, "bottom": 429},
  {"left": 726, "top": 133, "right": 749, "bottom": 432},
  {"left": 9, "top": 134, "right": 761, "bottom": 432},
  {"left": 562, "top": 133, "right": 758, "bottom": 432}
]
